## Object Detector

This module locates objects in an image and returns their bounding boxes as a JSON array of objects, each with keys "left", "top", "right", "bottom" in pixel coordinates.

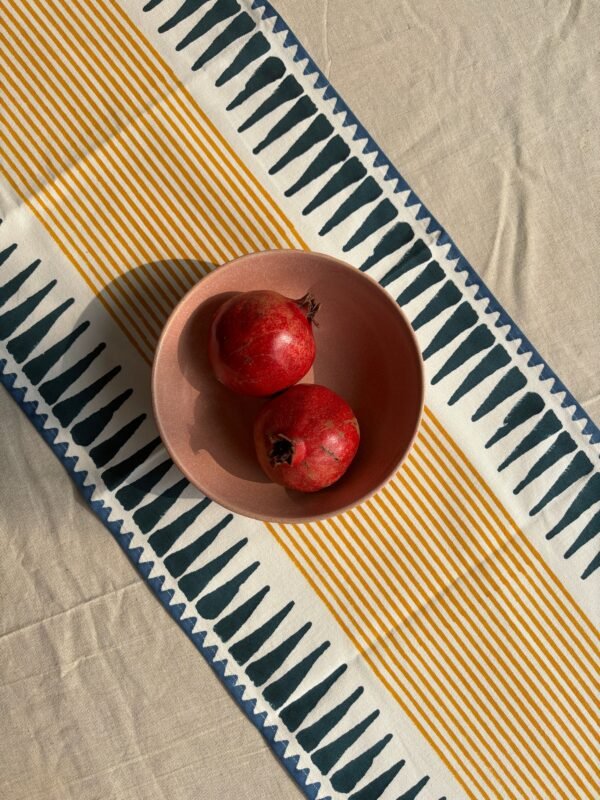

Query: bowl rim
[{"left": 152, "top": 249, "right": 425, "bottom": 523}]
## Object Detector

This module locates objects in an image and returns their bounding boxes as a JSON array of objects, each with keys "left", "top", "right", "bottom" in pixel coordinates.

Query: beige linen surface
[{"left": 1, "top": 2, "right": 598, "bottom": 799}]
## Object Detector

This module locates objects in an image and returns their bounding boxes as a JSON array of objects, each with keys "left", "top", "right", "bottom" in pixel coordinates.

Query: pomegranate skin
[
  {"left": 208, "top": 290, "right": 318, "bottom": 397},
  {"left": 254, "top": 384, "right": 360, "bottom": 492}
]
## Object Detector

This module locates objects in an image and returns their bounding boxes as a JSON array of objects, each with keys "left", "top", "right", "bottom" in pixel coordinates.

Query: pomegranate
[
  {"left": 254, "top": 384, "right": 360, "bottom": 492},
  {"left": 208, "top": 290, "right": 319, "bottom": 396}
]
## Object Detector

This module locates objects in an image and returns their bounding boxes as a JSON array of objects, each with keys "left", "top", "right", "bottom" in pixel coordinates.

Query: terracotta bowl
[{"left": 152, "top": 250, "right": 424, "bottom": 522}]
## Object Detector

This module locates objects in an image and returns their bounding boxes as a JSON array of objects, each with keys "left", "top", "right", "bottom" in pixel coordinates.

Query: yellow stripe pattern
[
  {"left": 1, "top": 2, "right": 598, "bottom": 798},
  {"left": 1, "top": 0, "right": 303, "bottom": 361}
]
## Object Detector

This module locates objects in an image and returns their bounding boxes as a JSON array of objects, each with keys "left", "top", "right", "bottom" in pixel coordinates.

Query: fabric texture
[{"left": 1, "top": 2, "right": 598, "bottom": 800}]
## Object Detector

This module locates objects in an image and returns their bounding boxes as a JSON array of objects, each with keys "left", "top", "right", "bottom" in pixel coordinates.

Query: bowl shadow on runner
[{"left": 69, "top": 260, "right": 215, "bottom": 507}]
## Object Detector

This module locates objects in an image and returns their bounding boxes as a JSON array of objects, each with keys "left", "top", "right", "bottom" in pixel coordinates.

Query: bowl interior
[{"left": 152, "top": 250, "right": 423, "bottom": 522}]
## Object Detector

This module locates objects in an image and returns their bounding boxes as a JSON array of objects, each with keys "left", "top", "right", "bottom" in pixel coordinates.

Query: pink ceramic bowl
[{"left": 152, "top": 250, "right": 424, "bottom": 522}]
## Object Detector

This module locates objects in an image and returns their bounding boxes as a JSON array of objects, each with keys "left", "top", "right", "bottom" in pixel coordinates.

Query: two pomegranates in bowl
[
  {"left": 208, "top": 289, "right": 360, "bottom": 493},
  {"left": 152, "top": 249, "right": 424, "bottom": 522}
]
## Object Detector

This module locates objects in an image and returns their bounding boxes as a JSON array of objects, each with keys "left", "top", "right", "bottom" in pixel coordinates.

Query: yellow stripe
[
  {"left": 411, "top": 437, "right": 597, "bottom": 716},
  {"left": 2, "top": 2, "right": 597, "bottom": 797},
  {"left": 0, "top": 156, "right": 156, "bottom": 359},
  {"left": 1, "top": 60, "right": 173, "bottom": 330},
  {"left": 332, "top": 495, "right": 592, "bottom": 796},
  {"left": 389, "top": 468, "right": 595, "bottom": 791},
  {"left": 3, "top": 10, "right": 195, "bottom": 302},
  {"left": 1, "top": 19, "right": 185, "bottom": 336},
  {"left": 29, "top": 1, "right": 233, "bottom": 276},
  {"left": 8, "top": 0, "right": 199, "bottom": 312},
  {"left": 82, "top": 0, "right": 280, "bottom": 254},
  {"left": 347, "top": 496, "right": 592, "bottom": 792},
  {"left": 319, "top": 512, "right": 556, "bottom": 797},
  {"left": 0, "top": 106, "right": 163, "bottom": 344},
  {"left": 291, "top": 520, "right": 509, "bottom": 797},
  {"left": 98, "top": 2, "right": 302, "bottom": 251},
  {"left": 2, "top": 0, "right": 304, "bottom": 361},
  {"left": 5, "top": 5, "right": 233, "bottom": 266},
  {"left": 423, "top": 408, "right": 599, "bottom": 659},
  {"left": 277, "top": 510, "right": 595, "bottom": 798},
  {"left": 0, "top": 17, "right": 201, "bottom": 298},
  {"left": 48, "top": 0, "right": 261, "bottom": 258},
  {"left": 366, "top": 450, "right": 593, "bottom": 788},
  {"left": 0, "top": 103, "right": 165, "bottom": 345},
  {"left": 303, "top": 517, "right": 532, "bottom": 798},
  {"left": 266, "top": 523, "right": 491, "bottom": 800}
]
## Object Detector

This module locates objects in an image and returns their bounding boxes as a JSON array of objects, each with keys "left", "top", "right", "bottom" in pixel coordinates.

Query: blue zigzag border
[
  {"left": 0, "top": 358, "right": 329, "bottom": 800},
  {"left": 252, "top": 0, "right": 599, "bottom": 445}
]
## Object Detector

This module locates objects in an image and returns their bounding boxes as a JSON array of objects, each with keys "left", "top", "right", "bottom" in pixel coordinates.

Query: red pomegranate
[
  {"left": 254, "top": 384, "right": 360, "bottom": 492},
  {"left": 208, "top": 290, "right": 319, "bottom": 396}
]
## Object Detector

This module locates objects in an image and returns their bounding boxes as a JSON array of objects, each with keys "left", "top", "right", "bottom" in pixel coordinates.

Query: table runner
[{"left": 1, "top": 2, "right": 598, "bottom": 798}]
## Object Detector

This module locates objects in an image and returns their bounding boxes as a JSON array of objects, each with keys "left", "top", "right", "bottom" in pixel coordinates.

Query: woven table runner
[{"left": 1, "top": 2, "right": 598, "bottom": 798}]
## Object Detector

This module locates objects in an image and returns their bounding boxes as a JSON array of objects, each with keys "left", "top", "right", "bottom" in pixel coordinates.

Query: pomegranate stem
[{"left": 296, "top": 292, "right": 320, "bottom": 325}]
